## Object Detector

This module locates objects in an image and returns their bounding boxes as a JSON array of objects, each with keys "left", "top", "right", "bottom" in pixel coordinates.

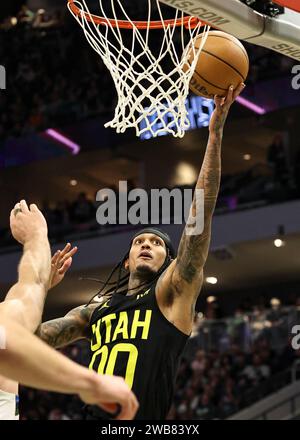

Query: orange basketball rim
[{"left": 68, "top": 0, "right": 201, "bottom": 29}]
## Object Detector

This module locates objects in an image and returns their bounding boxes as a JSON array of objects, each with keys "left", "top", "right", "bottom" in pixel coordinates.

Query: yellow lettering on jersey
[
  {"left": 136, "top": 288, "right": 150, "bottom": 300},
  {"left": 91, "top": 319, "right": 102, "bottom": 351},
  {"left": 89, "top": 345, "right": 109, "bottom": 374},
  {"left": 106, "top": 343, "right": 138, "bottom": 389},
  {"left": 130, "top": 310, "right": 152, "bottom": 339},
  {"left": 101, "top": 313, "right": 117, "bottom": 344},
  {"left": 112, "top": 311, "right": 129, "bottom": 342}
]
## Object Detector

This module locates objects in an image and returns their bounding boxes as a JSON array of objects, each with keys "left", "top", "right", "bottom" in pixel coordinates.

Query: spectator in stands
[
  {"left": 17, "top": 5, "right": 35, "bottom": 26},
  {"left": 32, "top": 9, "right": 63, "bottom": 29},
  {"left": 204, "top": 297, "right": 223, "bottom": 319},
  {"left": 267, "top": 133, "right": 289, "bottom": 187},
  {"left": 70, "top": 192, "right": 95, "bottom": 224},
  {"left": 195, "top": 392, "right": 216, "bottom": 419},
  {"left": 217, "top": 378, "right": 239, "bottom": 417},
  {"left": 42, "top": 201, "right": 57, "bottom": 225},
  {"left": 242, "top": 353, "right": 271, "bottom": 386},
  {"left": 55, "top": 201, "right": 71, "bottom": 225},
  {"left": 191, "top": 350, "right": 207, "bottom": 373},
  {"left": 279, "top": 336, "right": 299, "bottom": 370}
]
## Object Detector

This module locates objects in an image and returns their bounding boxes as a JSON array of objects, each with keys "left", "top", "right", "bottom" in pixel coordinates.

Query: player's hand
[
  {"left": 49, "top": 243, "right": 78, "bottom": 289},
  {"left": 10, "top": 200, "right": 48, "bottom": 245},
  {"left": 214, "top": 82, "right": 245, "bottom": 110},
  {"left": 209, "top": 83, "right": 245, "bottom": 133},
  {"left": 79, "top": 373, "right": 139, "bottom": 420}
]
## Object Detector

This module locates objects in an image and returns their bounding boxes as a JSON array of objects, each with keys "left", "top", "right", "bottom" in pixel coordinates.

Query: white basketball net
[{"left": 68, "top": 0, "right": 210, "bottom": 138}]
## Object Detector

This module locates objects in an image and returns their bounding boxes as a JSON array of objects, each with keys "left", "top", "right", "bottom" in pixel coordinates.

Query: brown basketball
[{"left": 184, "top": 30, "right": 249, "bottom": 99}]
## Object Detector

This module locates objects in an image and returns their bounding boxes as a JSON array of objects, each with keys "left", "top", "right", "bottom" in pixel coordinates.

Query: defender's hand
[
  {"left": 10, "top": 200, "right": 48, "bottom": 245},
  {"left": 79, "top": 373, "right": 139, "bottom": 420},
  {"left": 49, "top": 243, "right": 78, "bottom": 290}
]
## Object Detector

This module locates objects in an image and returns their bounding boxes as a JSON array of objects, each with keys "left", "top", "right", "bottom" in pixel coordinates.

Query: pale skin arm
[
  {"left": 157, "top": 84, "right": 246, "bottom": 333},
  {"left": 0, "top": 234, "right": 75, "bottom": 394},
  {"left": 1, "top": 200, "right": 51, "bottom": 333},
  {"left": 0, "top": 317, "right": 139, "bottom": 419}
]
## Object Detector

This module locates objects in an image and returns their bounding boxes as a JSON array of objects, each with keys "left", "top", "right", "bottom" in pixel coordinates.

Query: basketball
[{"left": 185, "top": 30, "right": 249, "bottom": 99}]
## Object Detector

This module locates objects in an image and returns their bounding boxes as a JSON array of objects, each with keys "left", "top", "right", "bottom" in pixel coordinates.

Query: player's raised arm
[
  {"left": 172, "top": 84, "right": 245, "bottom": 300},
  {"left": 155, "top": 84, "right": 245, "bottom": 326},
  {"left": 1, "top": 200, "right": 51, "bottom": 333},
  {"left": 172, "top": 84, "right": 245, "bottom": 296}
]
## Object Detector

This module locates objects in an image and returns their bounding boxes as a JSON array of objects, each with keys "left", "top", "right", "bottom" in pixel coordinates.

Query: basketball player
[
  {"left": 0, "top": 201, "right": 138, "bottom": 420},
  {"left": 36, "top": 84, "right": 245, "bottom": 420}
]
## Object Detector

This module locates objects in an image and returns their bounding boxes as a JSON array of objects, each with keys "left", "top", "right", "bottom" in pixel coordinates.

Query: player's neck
[{"left": 127, "top": 272, "right": 152, "bottom": 296}]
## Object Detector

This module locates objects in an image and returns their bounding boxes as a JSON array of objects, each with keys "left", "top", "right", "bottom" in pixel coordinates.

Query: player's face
[{"left": 126, "top": 233, "right": 167, "bottom": 275}]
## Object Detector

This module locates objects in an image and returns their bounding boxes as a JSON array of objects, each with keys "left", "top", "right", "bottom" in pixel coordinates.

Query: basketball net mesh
[{"left": 68, "top": 0, "right": 210, "bottom": 138}]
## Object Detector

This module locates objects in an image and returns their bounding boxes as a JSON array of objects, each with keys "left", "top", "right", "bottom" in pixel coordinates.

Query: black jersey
[{"left": 87, "top": 281, "right": 189, "bottom": 420}]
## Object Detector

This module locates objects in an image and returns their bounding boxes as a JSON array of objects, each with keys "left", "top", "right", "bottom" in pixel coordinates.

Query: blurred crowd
[
  {"left": 169, "top": 296, "right": 300, "bottom": 419},
  {"left": 0, "top": 5, "right": 113, "bottom": 142},
  {"left": 218, "top": 132, "right": 300, "bottom": 210},
  {"left": 0, "top": 6, "right": 63, "bottom": 30},
  {"left": 0, "top": 3, "right": 295, "bottom": 142},
  {"left": 0, "top": 139, "right": 298, "bottom": 249},
  {"left": 19, "top": 298, "right": 300, "bottom": 420},
  {"left": 169, "top": 338, "right": 299, "bottom": 420}
]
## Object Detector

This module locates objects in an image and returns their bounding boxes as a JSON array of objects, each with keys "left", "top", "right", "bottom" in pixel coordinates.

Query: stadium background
[{"left": 0, "top": 0, "right": 300, "bottom": 420}]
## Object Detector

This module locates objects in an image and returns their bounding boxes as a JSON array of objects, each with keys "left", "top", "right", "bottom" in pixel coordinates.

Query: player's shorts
[{"left": 0, "top": 390, "right": 19, "bottom": 420}]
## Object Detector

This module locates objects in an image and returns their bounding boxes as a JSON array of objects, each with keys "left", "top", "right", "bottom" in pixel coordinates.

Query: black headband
[{"left": 130, "top": 227, "right": 176, "bottom": 258}]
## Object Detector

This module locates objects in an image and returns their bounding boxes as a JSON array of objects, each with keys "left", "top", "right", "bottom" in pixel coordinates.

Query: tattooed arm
[
  {"left": 35, "top": 303, "right": 99, "bottom": 348},
  {"left": 156, "top": 84, "right": 245, "bottom": 332},
  {"left": 174, "top": 84, "right": 245, "bottom": 297}
]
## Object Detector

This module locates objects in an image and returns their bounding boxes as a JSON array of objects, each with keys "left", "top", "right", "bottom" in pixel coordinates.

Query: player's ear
[{"left": 124, "top": 258, "right": 129, "bottom": 270}]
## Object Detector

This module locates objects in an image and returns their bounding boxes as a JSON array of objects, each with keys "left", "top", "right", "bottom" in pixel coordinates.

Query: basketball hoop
[{"left": 67, "top": 0, "right": 210, "bottom": 138}]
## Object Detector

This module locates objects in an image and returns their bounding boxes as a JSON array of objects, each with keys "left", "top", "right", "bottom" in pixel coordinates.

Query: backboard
[{"left": 159, "top": 0, "right": 300, "bottom": 61}]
